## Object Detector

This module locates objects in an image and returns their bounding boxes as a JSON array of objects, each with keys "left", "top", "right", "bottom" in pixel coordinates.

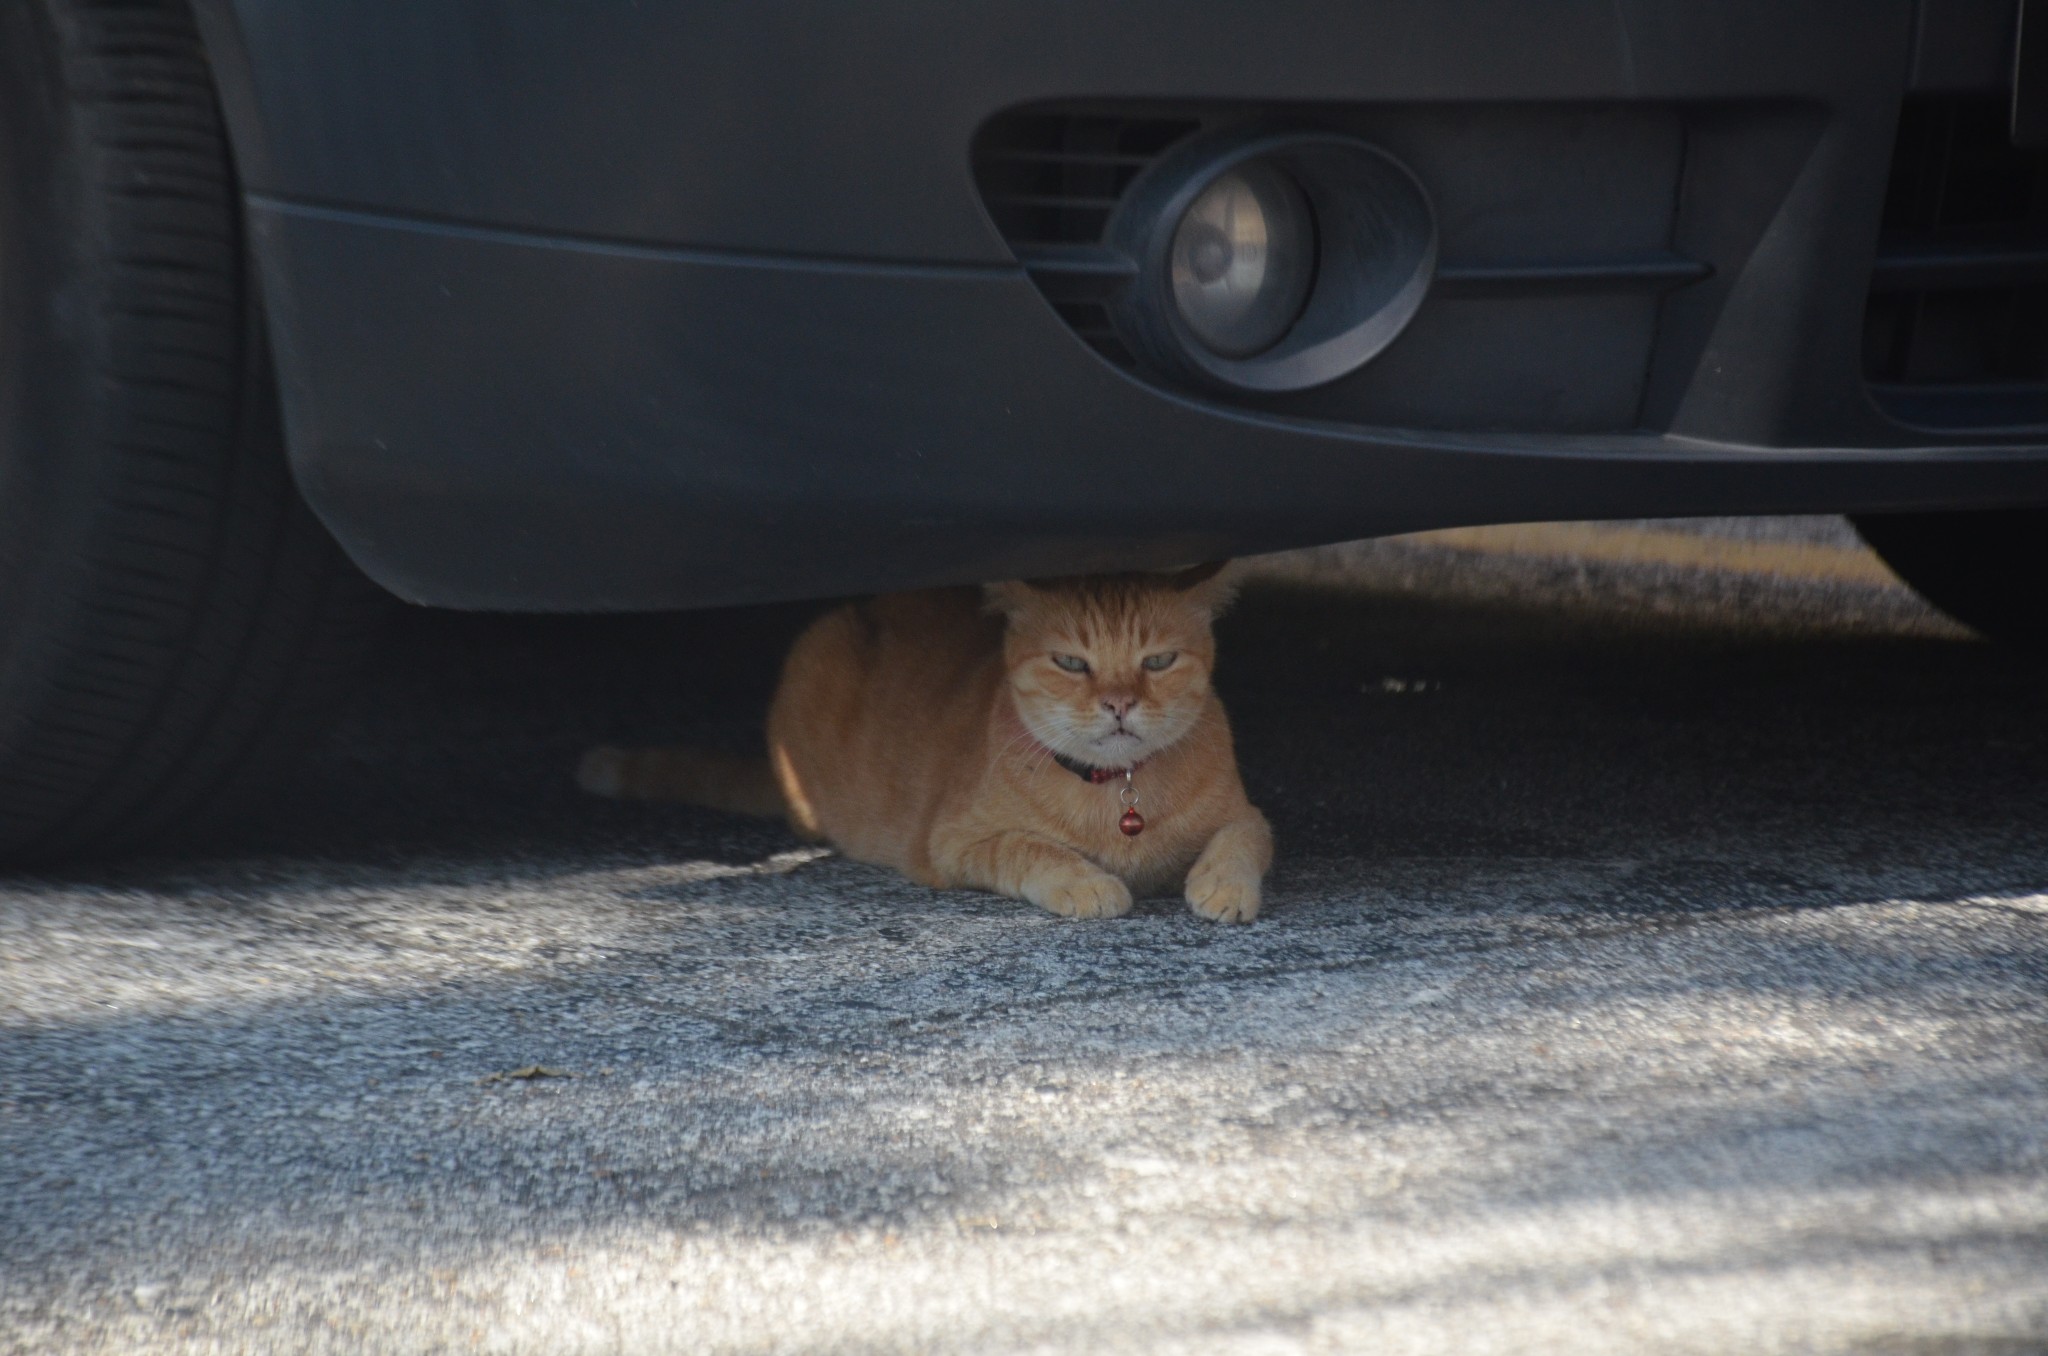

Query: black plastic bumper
[{"left": 194, "top": 0, "right": 2048, "bottom": 609}]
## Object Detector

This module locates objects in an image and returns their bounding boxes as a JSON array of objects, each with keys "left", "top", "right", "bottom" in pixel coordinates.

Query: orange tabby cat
[{"left": 578, "top": 566, "right": 1271, "bottom": 922}]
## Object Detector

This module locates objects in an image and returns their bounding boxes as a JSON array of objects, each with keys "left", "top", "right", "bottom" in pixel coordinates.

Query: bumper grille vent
[
  {"left": 1864, "top": 97, "right": 2048, "bottom": 431},
  {"left": 973, "top": 112, "right": 1200, "bottom": 366}
]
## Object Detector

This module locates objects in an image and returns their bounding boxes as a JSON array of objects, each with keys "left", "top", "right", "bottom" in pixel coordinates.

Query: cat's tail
[{"left": 575, "top": 745, "right": 787, "bottom": 819}]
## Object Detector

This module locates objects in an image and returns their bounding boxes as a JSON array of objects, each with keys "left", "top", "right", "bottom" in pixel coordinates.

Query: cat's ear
[
  {"left": 1166, "top": 560, "right": 1239, "bottom": 617},
  {"left": 982, "top": 579, "right": 1042, "bottom": 619}
]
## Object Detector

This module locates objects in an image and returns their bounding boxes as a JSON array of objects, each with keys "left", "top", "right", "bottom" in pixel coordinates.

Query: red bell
[{"left": 1119, "top": 807, "right": 1145, "bottom": 836}]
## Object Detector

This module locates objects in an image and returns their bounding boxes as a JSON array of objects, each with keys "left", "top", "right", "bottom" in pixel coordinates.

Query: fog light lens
[{"left": 1169, "top": 162, "right": 1314, "bottom": 358}]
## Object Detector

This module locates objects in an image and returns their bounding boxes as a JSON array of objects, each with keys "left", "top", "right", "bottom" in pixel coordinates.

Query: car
[{"left": 3, "top": 0, "right": 2045, "bottom": 860}]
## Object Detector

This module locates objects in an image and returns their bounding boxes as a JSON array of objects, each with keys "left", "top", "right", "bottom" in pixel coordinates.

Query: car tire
[
  {"left": 0, "top": 0, "right": 385, "bottom": 862},
  {"left": 1851, "top": 510, "right": 2048, "bottom": 650}
]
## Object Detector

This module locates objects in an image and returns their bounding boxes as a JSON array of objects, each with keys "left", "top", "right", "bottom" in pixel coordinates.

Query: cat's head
[{"left": 985, "top": 563, "right": 1237, "bottom": 769}]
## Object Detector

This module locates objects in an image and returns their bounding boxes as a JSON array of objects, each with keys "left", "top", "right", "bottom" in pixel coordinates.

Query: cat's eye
[
  {"left": 1050, "top": 653, "right": 1090, "bottom": 673},
  {"left": 1142, "top": 651, "right": 1179, "bottom": 672}
]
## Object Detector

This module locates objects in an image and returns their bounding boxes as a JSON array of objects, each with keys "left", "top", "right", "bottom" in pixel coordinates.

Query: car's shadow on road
[{"left": 95, "top": 574, "right": 2041, "bottom": 899}]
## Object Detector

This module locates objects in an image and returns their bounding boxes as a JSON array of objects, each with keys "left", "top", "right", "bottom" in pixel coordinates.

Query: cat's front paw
[
  {"left": 1186, "top": 867, "right": 1261, "bottom": 924},
  {"left": 1035, "top": 871, "right": 1133, "bottom": 921}
]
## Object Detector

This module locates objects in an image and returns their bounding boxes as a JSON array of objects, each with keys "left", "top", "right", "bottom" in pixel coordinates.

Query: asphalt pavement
[{"left": 2, "top": 519, "right": 2045, "bottom": 1354}]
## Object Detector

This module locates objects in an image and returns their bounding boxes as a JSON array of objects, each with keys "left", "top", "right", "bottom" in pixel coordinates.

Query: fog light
[
  {"left": 1169, "top": 163, "right": 1314, "bottom": 357},
  {"left": 1108, "top": 127, "right": 1436, "bottom": 393}
]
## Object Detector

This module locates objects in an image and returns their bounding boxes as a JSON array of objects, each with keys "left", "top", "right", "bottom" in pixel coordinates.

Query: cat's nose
[{"left": 1101, "top": 696, "right": 1136, "bottom": 720}]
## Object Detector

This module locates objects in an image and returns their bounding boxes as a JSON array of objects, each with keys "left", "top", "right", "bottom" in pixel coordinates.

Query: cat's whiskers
[
  {"left": 999, "top": 726, "right": 1055, "bottom": 774},
  {"left": 1007, "top": 707, "right": 1078, "bottom": 776}
]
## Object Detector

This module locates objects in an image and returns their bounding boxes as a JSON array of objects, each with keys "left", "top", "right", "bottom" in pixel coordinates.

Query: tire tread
[{"left": 0, "top": 0, "right": 384, "bottom": 860}]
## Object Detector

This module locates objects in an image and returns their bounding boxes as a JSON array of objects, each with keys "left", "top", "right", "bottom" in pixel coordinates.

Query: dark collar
[{"left": 1049, "top": 749, "right": 1142, "bottom": 783}]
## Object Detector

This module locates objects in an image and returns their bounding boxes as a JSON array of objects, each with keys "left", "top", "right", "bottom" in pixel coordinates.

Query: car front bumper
[{"left": 196, "top": 0, "right": 2048, "bottom": 609}]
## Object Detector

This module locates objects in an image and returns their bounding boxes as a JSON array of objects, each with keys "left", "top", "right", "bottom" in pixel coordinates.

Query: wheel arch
[{"left": 185, "top": 1, "right": 274, "bottom": 194}]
